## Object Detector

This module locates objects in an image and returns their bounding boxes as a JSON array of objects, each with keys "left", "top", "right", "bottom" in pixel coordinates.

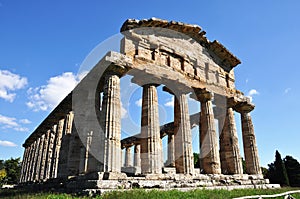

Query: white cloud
[
  {"left": 0, "top": 114, "right": 18, "bottom": 127},
  {"left": 247, "top": 89, "right": 259, "bottom": 102},
  {"left": 0, "top": 114, "right": 30, "bottom": 132},
  {"left": 135, "top": 98, "right": 142, "bottom": 107},
  {"left": 0, "top": 140, "right": 17, "bottom": 147},
  {"left": 164, "top": 96, "right": 174, "bottom": 107},
  {"left": 13, "top": 127, "right": 29, "bottom": 132},
  {"left": 0, "top": 70, "right": 28, "bottom": 102},
  {"left": 121, "top": 102, "right": 128, "bottom": 119},
  {"left": 26, "top": 72, "right": 80, "bottom": 111},
  {"left": 284, "top": 88, "right": 291, "bottom": 94},
  {"left": 19, "top": 119, "right": 31, "bottom": 124}
]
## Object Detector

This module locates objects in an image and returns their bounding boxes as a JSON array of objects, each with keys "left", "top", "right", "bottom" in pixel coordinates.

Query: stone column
[
  {"left": 31, "top": 137, "right": 41, "bottom": 181},
  {"left": 20, "top": 146, "right": 30, "bottom": 183},
  {"left": 35, "top": 134, "right": 45, "bottom": 181},
  {"left": 140, "top": 84, "right": 162, "bottom": 174},
  {"left": 174, "top": 93, "right": 194, "bottom": 174},
  {"left": 79, "top": 131, "right": 93, "bottom": 174},
  {"left": 134, "top": 144, "right": 141, "bottom": 173},
  {"left": 101, "top": 73, "right": 122, "bottom": 173},
  {"left": 167, "top": 133, "right": 175, "bottom": 167},
  {"left": 28, "top": 140, "right": 38, "bottom": 181},
  {"left": 125, "top": 147, "right": 132, "bottom": 167},
  {"left": 51, "top": 118, "right": 64, "bottom": 178},
  {"left": 219, "top": 107, "right": 243, "bottom": 174},
  {"left": 235, "top": 102, "right": 261, "bottom": 175},
  {"left": 197, "top": 89, "right": 221, "bottom": 174},
  {"left": 24, "top": 144, "right": 34, "bottom": 182},
  {"left": 40, "top": 130, "right": 50, "bottom": 180},
  {"left": 57, "top": 112, "right": 73, "bottom": 178},
  {"left": 45, "top": 126, "right": 56, "bottom": 179}
]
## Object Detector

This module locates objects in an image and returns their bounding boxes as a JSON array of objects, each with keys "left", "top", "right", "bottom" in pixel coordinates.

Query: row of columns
[
  {"left": 20, "top": 71, "right": 261, "bottom": 183},
  {"left": 122, "top": 86, "right": 261, "bottom": 175},
  {"left": 20, "top": 112, "right": 73, "bottom": 183}
]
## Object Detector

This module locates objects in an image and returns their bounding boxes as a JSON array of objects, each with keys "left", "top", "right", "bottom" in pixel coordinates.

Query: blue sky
[{"left": 1, "top": 1, "right": 300, "bottom": 167}]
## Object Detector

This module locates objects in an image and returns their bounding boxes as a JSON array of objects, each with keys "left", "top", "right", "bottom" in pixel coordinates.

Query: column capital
[
  {"left": 234, "top": 101, "right": 255, "bottom": 113},
  {"left": 194, "top": 88, "right": 214, "bottom": 102},
  {"left": 104, "top": 64, "right": 128, "bottom": 77}
]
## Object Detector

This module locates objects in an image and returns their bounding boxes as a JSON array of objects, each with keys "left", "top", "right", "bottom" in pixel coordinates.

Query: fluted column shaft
[
  {"left": 140, "top": 84, "right": 162, "bottom": 174},
  {"left": 28, "top": 140, "right": 38, "bottom": 181},
  {"left": 31, "top": 137, "right": 41, "bottom": 181},
  {"left": 167, "top": 133, "right": 175, "bottom": 167},
  {"left": 20, "top": 147, "right": 30, "bottom": 183},
  {"left": 51, "top": 119, "right": 64, "bottom": 178},
  {"left": 174, "top": 93, "right": 194, "bottom": 174},
  {"left": 220, "top": 107, "right": 243, "bottom": 174},
  {"left": 45, "top": 127, "right": 56, "bottom": 179},
  {"left": 24, "top": 144, "right": 34, "bottom": 182},
  {"left": 101, "top": 74, "right": 122, "bottom": 172},
  {"left": 57, "top": 112, "right": 73, "bottom": 178},
  {"left": 198, "top": 91, "right": 221, "bottom": 174},
  {"left": 241, "top": 112, "right": 261, "bottom": 174},
  {"left": 35, "top": 134, "right": 45, "bottom": 181},
  {"left": 125, "top": 147, "right": 132, "bottom": 167},
  {"left": 134, "top": 144, "right": 141, "bottom": 170},
  {"left": 40, "top": 130, "right": 50, "bottom": 180}
]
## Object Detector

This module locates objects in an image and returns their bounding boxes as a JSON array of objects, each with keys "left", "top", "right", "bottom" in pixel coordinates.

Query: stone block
[
  {"left": 163, "top": 167, "right": 176, "bottom": 174},
  {"left": 102, "top": 172, "right": 127, "bottom": 180}
]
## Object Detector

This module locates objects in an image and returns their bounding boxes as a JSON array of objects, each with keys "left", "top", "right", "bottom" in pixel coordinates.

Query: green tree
[
  {"left": 193, "top": 153, "right": 200, "bottom": 168},
  {"left": 0, "top": 160, "right": 4, "bottom": 170},
  {"left": 261, "top": 167, "right": 268, "bottom": 179},
  {"left": 0, "top": 168, "right": 7, "bottom": 185},
  {"left": 267, "top": 150, "right": 290, "bottom": 186},
  {"left": 241, "top": 158, "right": 246, "bottom": 174},
  {"left": 3, "top": 157, "right": 21, "bottom": 184},
  {"left": 284, "top": 155, "right": 300, "bottom": 187}
]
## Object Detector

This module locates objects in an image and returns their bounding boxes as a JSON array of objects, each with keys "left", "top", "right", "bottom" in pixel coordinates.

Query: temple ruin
[{"left": 19, "top": 18, "right": 276, "bottom": 192}]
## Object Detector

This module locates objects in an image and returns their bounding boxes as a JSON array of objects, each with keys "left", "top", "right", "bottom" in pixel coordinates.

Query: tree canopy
[
  {"left": 266, "top": 150, "right": 300, "bottom": 187},
  {"left": 0, "top": 157, "right": 21, "bottom": 185},
  {"left": 284, "top": 155, "right": 300, "bottom": 187}
]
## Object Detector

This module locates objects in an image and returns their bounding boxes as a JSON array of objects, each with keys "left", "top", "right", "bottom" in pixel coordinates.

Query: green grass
[{"left": 0, "top": 188, "right": 300, "bottom": 199}]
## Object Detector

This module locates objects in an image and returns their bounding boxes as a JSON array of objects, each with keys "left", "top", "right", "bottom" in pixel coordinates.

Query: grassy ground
[{"left": 0, "top": 188, "right": 300, "bottom": 199}]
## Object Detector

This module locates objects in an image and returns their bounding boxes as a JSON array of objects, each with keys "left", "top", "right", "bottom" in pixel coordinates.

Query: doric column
[
  {"left": 51, "top": 118, "right": 64, "bottom": 178},
  {"left": 197, "top": 89, "right": 221, "bottom": 174},
  {"left": 57, "top": 112, "right": 73, "bottom": 178},
  {"left": 101, "top": 73, "right": 122, "bottom": 173},
  {"left": 174, "top": 93, "right": 194, "bottom": 174},
  {"left": 134, "top": 144, "right": 141, "bottom": 173},
  {"left": 20, "top": 146, "right": 30, "bottom": 183},
  {"left": 31, "top": 137, "right": 41, "bottom": 181},
  {"left": 45, "top": 126, "right": 56, "bottom": 179},
  {"left": 219, "top": 107, "right": 243, "bottom": 174},
  {"left": 167, "top": 133, "right": 175, "bottom": 167},
  {"left": 40, "top": 130, "right": 50, "bottom": 180},
  {"left": 125, "top": 147, "right": 132, "bottom": 167},
  {"left": 28, "top": 140, "right": 38, "bottom": 181},
  {"left": 79, "top": 131, "right": 93, "bottom": 174},
  {"left": 35, "top": 134, "right": 45, "bottom": 181},
  {"left": 140, "top": 84, "right": 162, "bottom": 174},
  {"left": 235, "top": 102, "right": 261, "bottom": 175},
  {"left": 24, "top": 144, "right": 34, "bottom": 182}
]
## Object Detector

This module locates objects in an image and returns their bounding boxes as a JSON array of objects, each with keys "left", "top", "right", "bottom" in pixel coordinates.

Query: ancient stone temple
[{"left": 19, "top": 18, "right": 275, "bottom": 192}]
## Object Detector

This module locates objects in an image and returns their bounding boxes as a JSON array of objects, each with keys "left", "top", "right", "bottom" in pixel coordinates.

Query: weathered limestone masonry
[{"left": 20, "top": 18, "right": 278, "bottom": 192}]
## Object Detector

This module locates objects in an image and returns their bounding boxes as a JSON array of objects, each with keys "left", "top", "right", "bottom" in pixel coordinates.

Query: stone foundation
[{"left": 18, "top": 173, "right": 279, "bottom": 196}]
